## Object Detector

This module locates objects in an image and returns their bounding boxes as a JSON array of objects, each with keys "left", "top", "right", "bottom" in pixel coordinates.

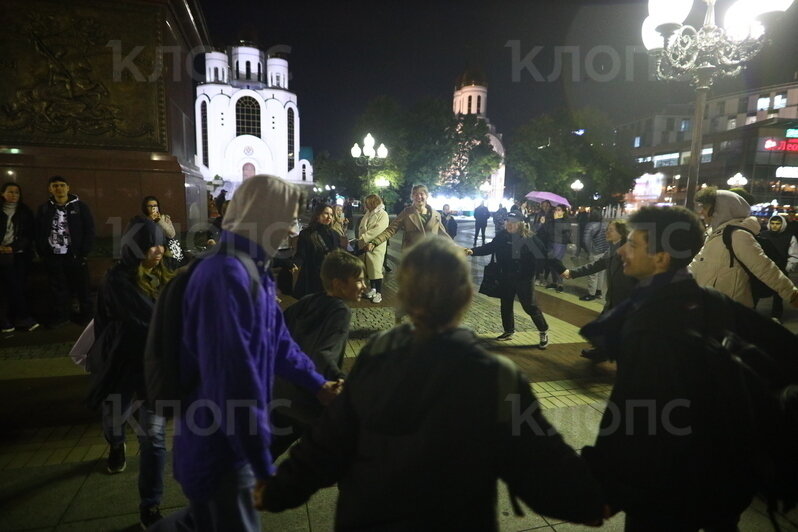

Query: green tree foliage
[
  {"left": 507, "top": 108, "right": 635, "bottom": 206},
  {"left": 324, "top": 96, "right": 503, "bottom": 202}
]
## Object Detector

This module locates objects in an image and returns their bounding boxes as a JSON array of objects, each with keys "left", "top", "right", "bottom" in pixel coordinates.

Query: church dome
[{"left": 455, "top": 67, "right": 487, "bottom": 89}]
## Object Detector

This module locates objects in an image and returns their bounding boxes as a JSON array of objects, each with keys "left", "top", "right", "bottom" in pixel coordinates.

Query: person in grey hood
[
  {"left": 758, "top": 214, "right": 798, "bottom": 322},
  {"left": 689, "top": 188, "right": 798, "bottom": 309},
  {"left": 35, "top": 175, "right": 95, "bottom": 326}
]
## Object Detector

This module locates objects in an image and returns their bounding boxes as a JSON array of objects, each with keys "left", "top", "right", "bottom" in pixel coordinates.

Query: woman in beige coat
[
  {"left": 689, "top": 188, "right": 798, "bottom": 309},
  {"left": 366, "top": 184, "right": 452, "bottom": 252},
  {"left": 358, "top": 194, "right": 389, "bottom": 303}
]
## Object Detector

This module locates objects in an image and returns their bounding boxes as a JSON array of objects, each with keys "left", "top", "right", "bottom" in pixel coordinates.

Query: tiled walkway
[{"left": 1, "top": 220, "right": 797, "bottom": 531}]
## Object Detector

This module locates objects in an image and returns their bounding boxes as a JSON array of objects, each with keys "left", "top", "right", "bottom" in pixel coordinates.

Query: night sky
[{"left": 198, "top": 0, "right": 798, "bottom": 157}]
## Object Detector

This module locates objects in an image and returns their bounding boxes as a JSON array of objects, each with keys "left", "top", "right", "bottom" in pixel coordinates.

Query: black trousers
[
  {"left": 500, "top": 276, "right": 548, "bottom": 334},
  {"left": 474, "top": 223, "right": 487, "bottom": 246},
  {"left": 43, "top": 253, "right": 92, "bottom": 320},
  {"left": 0, "top": 256, "right": 33, "bottom": 323},
  {"left": 625, "top": 511, "right": 741, "bottom": 532}
]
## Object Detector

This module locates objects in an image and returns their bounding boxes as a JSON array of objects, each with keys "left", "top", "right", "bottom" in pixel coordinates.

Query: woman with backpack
[
  {"left": 690, "top": 188, "right": 798, "bottom": 309},
  {"left": 86, "top": 218, "right": 174, "bottom": 530}
]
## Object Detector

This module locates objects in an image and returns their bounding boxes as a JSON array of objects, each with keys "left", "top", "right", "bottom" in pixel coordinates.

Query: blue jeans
[
  {"left": 150, "top": 464, "right": 260, "bottom": 532},
  {"left": 102, "top": 392, "right": 166, "bottom": 509}
]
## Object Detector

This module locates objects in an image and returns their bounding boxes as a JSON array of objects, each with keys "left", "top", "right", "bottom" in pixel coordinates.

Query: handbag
[{"left": 478, "top": 254, "right": 503, "bottom": 298}]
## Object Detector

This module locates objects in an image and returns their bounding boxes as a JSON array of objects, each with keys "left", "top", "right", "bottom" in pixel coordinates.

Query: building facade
[
  {"left": 452, "top": 70, "right": 506, "bottom": 201},
  {"left": 617, "top": 81, "right": 798, "bottom": 209},
  {"left": 195, "top": 44, "right": 314, "bottom": 189}
]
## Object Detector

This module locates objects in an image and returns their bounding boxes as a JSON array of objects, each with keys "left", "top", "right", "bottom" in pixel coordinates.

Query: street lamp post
[
  {"left": 351, "top": 133, "right": 388, "bottom": 187},
  {"left": 642, "top": 0, "right": 793, "bottom": 210}
]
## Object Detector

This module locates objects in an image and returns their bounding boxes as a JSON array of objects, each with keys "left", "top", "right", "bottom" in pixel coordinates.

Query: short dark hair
[
  {"left": 628, "top": 206, "right": 705, "bottom": 271},
  {"left": 141, "top": 195, "right": 160, "bottom": 215},
  {"left": 1, "top": 181, "right": 21, "bottom": 197},
  {"left": 48, "top": 175, "right": 68, "bottom": 185},
  {"left": 321, "top": 249, "right": 364, "bottom": 291}
]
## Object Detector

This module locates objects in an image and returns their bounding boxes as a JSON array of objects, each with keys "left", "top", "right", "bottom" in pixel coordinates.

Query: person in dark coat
[
  {"left": 35, "top": 175, "right": 95, "bottom": 325},
  {"left": 467, "top": 212, "right": 550, "bottom": 348},
  {"left": 757, "top": 214, "right": 798, "bottom": 322},
  {"left": 440, "top": 203, "right": 458, "bottom": 238},
  {"left": 86, "top": 218, "right": 173, "bottom": 529},
  {"left": 562, "top": 219, "right": 637, "bottom": 361},
  {"left": 540, "top": 205, "right": 570, "bottom": 292},
  {"left": 0, "top": 182, "right": 38, "bottom": 332},
  {"left": 579, "top": 205, "right": 798, "bottom": 531},
  {"left": 292, "top": 203, "right": 341, "bottom": 298},
  {"left": 581, "top": 210, "right": 609, "bottom": 300},
  {"left": 259, "top": 237, "right": 606, "bottom": 531},
  {"left": 270, "top": 250, "right": 365, "bottom": 459},
  {"left": 473, "top": 201, "right": 490, "bottom": 246}
]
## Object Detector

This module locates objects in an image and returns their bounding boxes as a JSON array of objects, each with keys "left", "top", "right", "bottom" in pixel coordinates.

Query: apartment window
[
  {"left": 774, "top": 93, "right": 787, "bottom": 110},
  {"left": 727, "top": 118, "right": 737, "bottom": 130},
  {"left": 701, "top": 146, "right": 713, "bottom": 163},
  {"left": 679, "top": 119, "right": 690, "bottom": 132},
  {"left": 746, "top": 114, "right": 757, "bottom": 125},
  {"left": 653, "top": 152, "right": 679, "bottom": 168},
  {"left": 757, "top": 95, "right": 770, "bottom": 111},
  {"left": 235, "top": 96, "right": 260, "bottom": 137},
  {"left": 738, "top": 97, "right": 749, "bottom": 114},
  {"left": 633, "top": 136, "right": 641, "bottom": 148},
  {"left": 666, "top": 118, "right": 675, "bottom": 130}
]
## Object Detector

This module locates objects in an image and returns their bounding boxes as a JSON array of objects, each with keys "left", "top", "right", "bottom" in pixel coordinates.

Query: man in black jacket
[
  {"left": 35, "top": 176, "right": 95, "bottom": 326},
  {"left": 270, "top": 249, "right": 365, "bottom": 459},
  {"left": 580, "top": 206, "right": 798, "bottom": 530}
]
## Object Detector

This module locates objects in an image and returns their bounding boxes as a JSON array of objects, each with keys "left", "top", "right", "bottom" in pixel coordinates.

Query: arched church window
[
  {"left": 201, "top": 101, "right": 208, "bottom": 167},
  {"left": 257, "top": 63, "right": 262, "bottom": 82},
  {"left": 245, "top": 61, "right": 251, "bottom": 80},
  {"left": 236, "top": 96, "right": 261, "bottom": 137},
  {"left": 235, "top": 61, "right": 239, "bottom": 79},
  {"left": 242, "top": 163, "right": 255, "bottom": 179},
  {"left": 477, "top": 95, "right": 481, "bottom": 114},
  {"left": 468, "top": 95, "right": 472, "bottom": 114},
  {"left": 302, "top": 163, "right": 307, "bottom": 181},
  {"left": 287, "top": 108, "right": 295, "bottom": 171},
  {"left": 214, "top": 67, "right": 219, "bottom": 82}
]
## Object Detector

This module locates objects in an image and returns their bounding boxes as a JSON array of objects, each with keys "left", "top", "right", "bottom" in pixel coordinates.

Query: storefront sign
[
  {"left": 787, "top": 129, "right": 798, "bottom": 138},
  {"left": 764, "top": 138, "right": 798, "bottom": 152},
  {"left": 776, "top": 166, "right": 798, "bottom": 179}
]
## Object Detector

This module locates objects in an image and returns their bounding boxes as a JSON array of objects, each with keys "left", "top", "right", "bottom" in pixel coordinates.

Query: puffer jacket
[{"left": 689, "top": 191, "right": 798, "bottom": 308}]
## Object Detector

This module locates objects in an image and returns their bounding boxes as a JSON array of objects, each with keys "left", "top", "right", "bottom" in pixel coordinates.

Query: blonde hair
[
  {"left": 398, "top": 237, "right": 472, "bottom": 336},
  {"left": 136, "top": 261, "right": 174, "bottom": 300},
  {"left": 364, "top": 194, "right": 383, "bottom": 210}
]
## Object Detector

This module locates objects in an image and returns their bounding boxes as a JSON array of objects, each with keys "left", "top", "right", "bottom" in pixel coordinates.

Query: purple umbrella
[{"left": 525, "top": 191, "right": 571, "bottom": 208}]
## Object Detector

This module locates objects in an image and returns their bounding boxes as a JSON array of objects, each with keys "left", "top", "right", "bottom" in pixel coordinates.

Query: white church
[
  {"left": 452, "top": 69, "right": 506, "bottom": 202},
  {"left": 194, "top": 43, "right": 314, "bottom": 188}
]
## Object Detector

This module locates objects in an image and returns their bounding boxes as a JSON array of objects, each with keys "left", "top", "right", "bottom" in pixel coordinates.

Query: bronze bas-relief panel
[{"left": 0, "top": 0, "right": 167, "bottom": 150}]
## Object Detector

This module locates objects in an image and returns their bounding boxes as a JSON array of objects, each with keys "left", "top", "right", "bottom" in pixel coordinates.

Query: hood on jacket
[
  {"left": 222, "top": 174, "right": 304, "bottom": 256},
  {"left": 710, "top": 190, "right": 751, "bottom": 227},
  {"left": 769, "top": 214, "right": 789, "bottom": 233},
  {"left": 285, "top": 293, "right": 346, "bottom": 336},
  {"left": 119, "top": 216, "right": 166, "bottom": 267}
]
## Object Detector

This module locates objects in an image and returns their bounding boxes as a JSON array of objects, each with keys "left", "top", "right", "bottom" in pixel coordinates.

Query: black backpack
[
  {"left": 721, "top": 225, "right": 783, "bottom": 300},
  {"left": 697, "top": 290, "right": 798, "bottom": 530},
  {"left": 143, "top": 246, "right": 261, "bottom": 416}
]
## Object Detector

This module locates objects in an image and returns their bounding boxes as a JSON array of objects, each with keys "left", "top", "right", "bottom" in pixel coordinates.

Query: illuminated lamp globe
[
  {"left": 642, "top": 16, "right": 666, "bottom": 50},
  {"left": 725, "top": 0, "right": 765, "bottom": 41},
  {"left": 351, "top": 143, "right": 362, "bottom": 158}
]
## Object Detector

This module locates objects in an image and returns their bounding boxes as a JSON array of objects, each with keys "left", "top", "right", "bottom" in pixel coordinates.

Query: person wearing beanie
[
  {"left": 86, "top": 217, "right": 174, "bottom": 529},
  {"left": 758, "top": 214, "right": 798, "bottom": 322},
  {"left": 689, "top": 187, "right": 798, "bottom": 309}
]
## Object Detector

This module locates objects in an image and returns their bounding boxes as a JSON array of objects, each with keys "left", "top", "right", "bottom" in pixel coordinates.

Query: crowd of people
[{"left": 22, "top": 171, "right": 795, "bottom": 531}]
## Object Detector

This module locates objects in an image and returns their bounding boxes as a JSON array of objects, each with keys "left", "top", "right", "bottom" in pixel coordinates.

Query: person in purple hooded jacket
[{"left": 155, "top": 175, "right": 342, "bottom": 532}]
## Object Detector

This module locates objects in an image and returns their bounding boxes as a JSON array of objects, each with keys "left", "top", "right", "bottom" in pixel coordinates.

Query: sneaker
[
  {"left": 538, "top": 332, "right": 549, "bottom": 349},
  {"left": 772, "top": 317, "right": 783, "bottom": 325},
  {"left": 595, "top": 290, "right": 603, "bottom": 298},
  {"left": 139, "top": 505, "right": 163, "bottom": 530},
  {"left": 371, "top": 292, "right": 383, "bottom": 304},
  {"left": 545, "top": 283, "right": 557, "bottom": 289},
  {"left": 363, "top": 288, "right": 376, "bottom": 300},
  {"left": 0, "top": 321, "right": 14, "bottom": 333},
  {"left": 107, "top": 442, "right": 126, "bottom": 474},
  {"left": 495, "top": 332, "right": 514, "bottom": 341},
  {"left": 579, "top": 294, "right": 597, "bottom": 301},
  {"left": 556, "top": 285, "right": 564, "bottom": 293},
  {"left": 16, "top": 318, "right": 39, "bottom": 332}
]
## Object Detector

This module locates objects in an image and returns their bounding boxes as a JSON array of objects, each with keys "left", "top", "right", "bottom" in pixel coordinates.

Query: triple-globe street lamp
[
  {"left": 642, "top": 0, "right": 794, "bottom": 210},
  {"left": 351, "top": 133, "right": 388, "bottom": 187}
]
